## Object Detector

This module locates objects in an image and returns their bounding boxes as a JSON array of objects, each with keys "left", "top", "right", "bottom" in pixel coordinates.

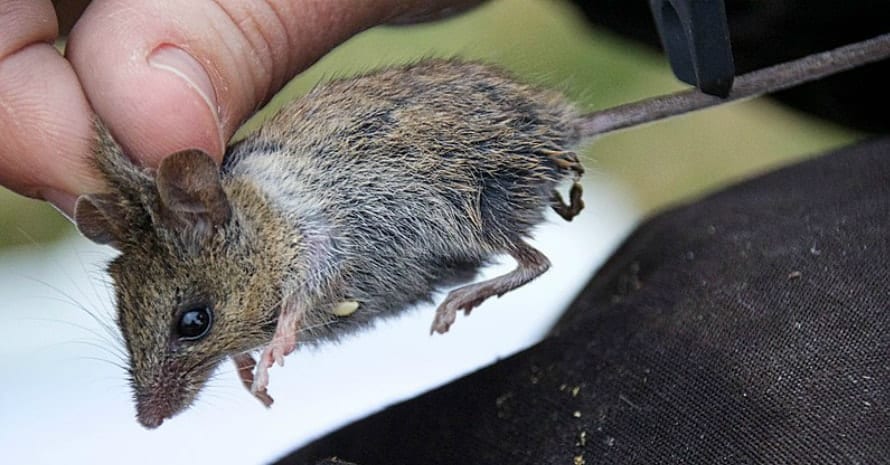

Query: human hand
[{"left": 0, "top": 0, "right": 483, "bottom": 217}]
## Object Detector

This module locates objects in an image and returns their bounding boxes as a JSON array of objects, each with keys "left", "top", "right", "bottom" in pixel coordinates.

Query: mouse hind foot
[
  {"left": 430, "top": 241, "right": 551, "bottom": 334},
  {"left": 550, "top": 182, "right": 584, "bottom": 221},
  {"left": 539, "top": 148, "right": 585, "bottom": 180},
  {"left": 539, "top": 148, "right": 585, "bottom": 221}
]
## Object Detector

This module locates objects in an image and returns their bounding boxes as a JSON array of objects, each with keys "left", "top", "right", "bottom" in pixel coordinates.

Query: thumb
[{"left": 65, "top": 0, "right": 406, "bottom": 169}]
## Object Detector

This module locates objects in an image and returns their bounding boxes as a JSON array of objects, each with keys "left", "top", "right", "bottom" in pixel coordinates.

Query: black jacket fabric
[
  {"left": 281, "top": 137, "right": 889, "bottom": 465},
  {"left": 279, "top": 2, "right": 889, "bottom": 462}
]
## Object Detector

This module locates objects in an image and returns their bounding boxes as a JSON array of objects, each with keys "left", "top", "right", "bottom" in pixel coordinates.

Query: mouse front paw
[
  {"left": 261, "top": 332, "right": 298, "bottom": 368},
  {"left": 250, "top": 362, "right": 273, "bottom": 401},
  {"left": 250, "top": 305, "right": 301, "bottom": 396}
]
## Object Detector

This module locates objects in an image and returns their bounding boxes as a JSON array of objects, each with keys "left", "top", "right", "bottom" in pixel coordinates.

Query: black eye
[{"left": 177, "top": 306, "right": 213, "bottom": 341}]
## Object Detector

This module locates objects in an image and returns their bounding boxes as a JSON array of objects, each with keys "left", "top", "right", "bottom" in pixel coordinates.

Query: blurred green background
[{"left": 0, "top": 0, "right": 857, "bottom": 249}]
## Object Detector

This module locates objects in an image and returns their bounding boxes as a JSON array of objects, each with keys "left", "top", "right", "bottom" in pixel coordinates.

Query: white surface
[{"left": 0, "top": 179, "right": 637, "bottom": 464}]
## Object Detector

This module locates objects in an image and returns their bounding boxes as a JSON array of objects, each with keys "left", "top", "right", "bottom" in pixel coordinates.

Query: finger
[
  {"left": 66, "top": 0, "right": 485, "bottom": 170},
  {"left": 0, "top": 0, "right": 101, "bottom": 214},
  {"left": 66, "top": 0, "right": 384, "bottom": 169}
]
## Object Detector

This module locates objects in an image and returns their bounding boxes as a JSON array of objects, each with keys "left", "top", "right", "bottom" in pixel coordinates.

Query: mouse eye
[{"left": 176, "top": 306, "right": 213, "bottom": 341}]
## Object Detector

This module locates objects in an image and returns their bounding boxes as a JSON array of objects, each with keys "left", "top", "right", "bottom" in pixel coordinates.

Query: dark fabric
[
  {"left": 568, "top": 0, "right": 890, "bottom": 133},
  {"left": 278, "top": 137, "right": 890, "bottom": 465}
]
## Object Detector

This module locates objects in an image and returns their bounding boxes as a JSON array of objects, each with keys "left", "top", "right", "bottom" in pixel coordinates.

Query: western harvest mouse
[
  {"left": 75, "top": 60, "right": 587, "bottom": 428},
  {"left": 72, "top": 33, "right": 890, "bottom": 428}
]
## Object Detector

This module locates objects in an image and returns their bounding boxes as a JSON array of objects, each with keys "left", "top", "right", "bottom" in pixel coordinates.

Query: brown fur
[{"left": 75, "top": 59, "right": 587, "bottom": 428}]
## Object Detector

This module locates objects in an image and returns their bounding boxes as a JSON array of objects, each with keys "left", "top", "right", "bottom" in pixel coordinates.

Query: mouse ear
[
  {"left": 156, "top": 149, "right": 231, "bottom": 238},
  {"left": 74, "top": 194, "right": 127, "bottom": 250}
]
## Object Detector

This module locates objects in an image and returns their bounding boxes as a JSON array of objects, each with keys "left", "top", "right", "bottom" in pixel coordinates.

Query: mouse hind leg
[{"left": 430, "top": 241, "right": 551, "bottom": 334}]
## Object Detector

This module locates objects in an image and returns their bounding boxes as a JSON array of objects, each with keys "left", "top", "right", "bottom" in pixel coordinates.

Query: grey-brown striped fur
[{"left": 75, "top": 59, "right": 586, "bottom": 427}]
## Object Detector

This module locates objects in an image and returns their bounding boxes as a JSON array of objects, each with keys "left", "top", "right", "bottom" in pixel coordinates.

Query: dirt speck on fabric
[
  {"left": 495, "top": 392, "right": 514, "bottom": 419},
  {"left": 577, "top": 430, "right": 587, "bottom": 447}
]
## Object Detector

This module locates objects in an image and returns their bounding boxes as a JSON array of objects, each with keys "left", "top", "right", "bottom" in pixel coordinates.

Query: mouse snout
[
  {"left": 132, "top": 369, "right": 194, "bottom": 429},
  {"left": 137, "top": 411, "right": 165, "bottom": 429},
  {"left": 135, "top": 391, "right": 179, "bottom": 429}
]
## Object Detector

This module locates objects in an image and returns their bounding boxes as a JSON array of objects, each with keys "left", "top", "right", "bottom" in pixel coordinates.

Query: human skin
[{"left": 0, "top": 0, "right": 482, "bottom": 217}]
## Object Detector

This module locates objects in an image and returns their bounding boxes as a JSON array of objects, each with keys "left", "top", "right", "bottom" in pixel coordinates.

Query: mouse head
[{"left": 75, "top": 149, "right": 290, "bottom": 428}]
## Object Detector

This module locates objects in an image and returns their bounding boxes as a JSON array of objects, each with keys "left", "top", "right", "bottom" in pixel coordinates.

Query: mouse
[
  {"left": 72, "top": 32, "right": 888, "bottom": 428},
  {"left": 75, "top": 59, "right": 587, "bottom": 428}
]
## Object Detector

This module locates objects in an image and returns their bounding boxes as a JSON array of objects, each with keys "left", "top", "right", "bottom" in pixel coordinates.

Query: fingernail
[
  {"left": 42, "top": 189, "right": 77, "bottom": 223},
  {"left": 148, "top": 45, "right": 223, "bottom": 148}
]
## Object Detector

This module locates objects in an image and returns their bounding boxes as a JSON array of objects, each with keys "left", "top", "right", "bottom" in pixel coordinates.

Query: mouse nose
[
  {"left": 132, "top": 360, "right": 199, "bottom": 429},
  {"left": 137, "top": 411, "right": 165, "bottom": 429},
  {"left": 134, "top": 386, "right": 179, "bottom": 429}
]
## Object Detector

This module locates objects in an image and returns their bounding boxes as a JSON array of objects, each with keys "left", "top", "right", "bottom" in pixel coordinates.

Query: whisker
[
  {"left": 295, "top": 319, "right": 337, "bottom": 335},
  {"left": 182, "top": 353, "right": 230, "bottom": 379},
  {"left": 22, "top": 317, "right": 127, "bottom": 363},
  {"left": 20, "top": 315, "right": 124, "bottom": 357},
  {"left": 71, "top": 248, "right": 113, "bottom": 317},
  {"left": 11, "top": 226, "right": 48, "bottom": 250},
  {"left": 72, "top": 355, "right": 129, "bottom": 372},
  {"left": 33, "top": 337, "right": 128, "bottom": 367},
  {"left": 23, "top": 275, "right": 123, "bottom": 347}
]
